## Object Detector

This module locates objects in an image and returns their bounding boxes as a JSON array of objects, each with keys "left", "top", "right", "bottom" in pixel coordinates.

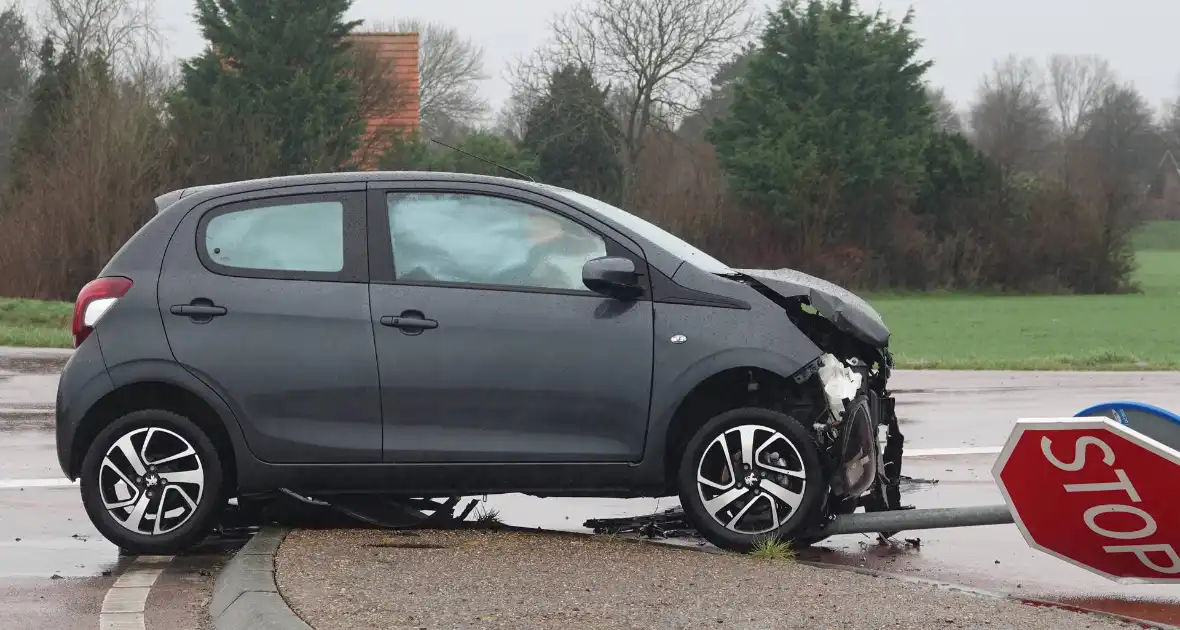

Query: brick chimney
[{"left": 346, "top": 32, "right": 421, "bottom": 141}]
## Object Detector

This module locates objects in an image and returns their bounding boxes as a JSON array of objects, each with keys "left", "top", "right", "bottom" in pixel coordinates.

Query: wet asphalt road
[
  {"left": 2, "top": 347, "right": 1180, "bottom": 628},
  {"left": 0, "top": 349, "right": 221, "bottom": 630}
]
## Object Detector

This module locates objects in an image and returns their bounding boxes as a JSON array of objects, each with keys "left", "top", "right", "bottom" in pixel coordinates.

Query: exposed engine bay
[{"left": 735, "top": 268, "right": 909, "bottom": 530}]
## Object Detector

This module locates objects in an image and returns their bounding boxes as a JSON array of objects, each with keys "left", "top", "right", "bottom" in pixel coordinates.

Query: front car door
[
  {"left": 367, "top": 181, "right": 655, "bottom": 464},
  {"left": 158, "top": 183, "right": 383, "bottom": 464}
]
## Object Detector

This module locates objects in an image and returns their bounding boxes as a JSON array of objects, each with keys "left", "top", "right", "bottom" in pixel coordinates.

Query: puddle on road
[
  {"left": 0, "top": 539, "right": 128, "bottom": 580},
  {"left": 1051, "top": 595, "right": 1180, "bottom": 626},
  {"left": 0, "top": 490, "right": 127, "bottom": 581}
]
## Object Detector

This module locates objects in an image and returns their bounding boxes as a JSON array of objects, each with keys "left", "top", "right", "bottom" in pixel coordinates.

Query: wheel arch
[
  {"left": 68, "top": 360, "right": 250, "bottom": 495},
  {"left": 651, "top": 349, "right": 822, "bottom": 493}
]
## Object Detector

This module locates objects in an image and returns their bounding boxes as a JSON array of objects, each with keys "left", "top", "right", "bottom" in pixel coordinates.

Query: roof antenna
[{"left": 430, "top": 138, "right": 536, "bottom": 183}]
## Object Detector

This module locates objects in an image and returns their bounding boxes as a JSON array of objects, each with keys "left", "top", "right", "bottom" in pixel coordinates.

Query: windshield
[{"left": 545, "top": 186, "right": 735, "bottom": 275}]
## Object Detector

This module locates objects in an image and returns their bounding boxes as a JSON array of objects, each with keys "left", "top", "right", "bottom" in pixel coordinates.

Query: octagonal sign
[{"left": 993, "top": 417, "right": 1180, "bottom": 584}]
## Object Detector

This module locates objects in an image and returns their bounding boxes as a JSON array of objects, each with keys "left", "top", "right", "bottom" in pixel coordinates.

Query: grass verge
[{"left": 0, "top": 298, "right": 73, "bottom": 348}]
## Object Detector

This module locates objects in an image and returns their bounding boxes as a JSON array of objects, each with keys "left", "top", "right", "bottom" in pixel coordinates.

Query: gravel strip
[{"left": 276, "top": 528, "right": 1139, "bottom": 630}]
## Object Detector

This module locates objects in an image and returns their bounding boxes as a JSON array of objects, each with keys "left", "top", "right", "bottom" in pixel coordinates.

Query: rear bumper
[{"left": 55, "top": 336, "right": 114, "bottom": 479}]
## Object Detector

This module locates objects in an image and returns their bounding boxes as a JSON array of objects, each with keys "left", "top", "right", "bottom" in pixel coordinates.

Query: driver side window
[{"left": 386, "top": 192, "right": 608, "bottom": 292}]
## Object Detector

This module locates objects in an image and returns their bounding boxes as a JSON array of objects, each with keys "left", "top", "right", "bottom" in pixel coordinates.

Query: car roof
[{"left": 167, "top": 171, "right": 549, "bottom": 204}]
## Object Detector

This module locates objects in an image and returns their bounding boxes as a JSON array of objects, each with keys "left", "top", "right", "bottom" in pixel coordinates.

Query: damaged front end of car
[{"left": 736, "top": 268, "right": 909, "bottom": 530}]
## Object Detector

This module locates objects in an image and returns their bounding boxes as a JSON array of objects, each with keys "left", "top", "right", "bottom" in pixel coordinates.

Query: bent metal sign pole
[
  {"left": 809, "top": 415, "right": 1179, "bottom": 584},
  {"left": 992, "top": 417, "right": 1180, "bottom": 584}
]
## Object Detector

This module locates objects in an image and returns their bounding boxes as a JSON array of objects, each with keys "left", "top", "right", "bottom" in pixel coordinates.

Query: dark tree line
[{"left": 0, "top": 0, "right": 1172, "bottom": 300}]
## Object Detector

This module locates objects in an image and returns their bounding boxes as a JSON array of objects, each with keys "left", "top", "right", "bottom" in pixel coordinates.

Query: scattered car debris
[{"left": 585, "top": 506, "right": 703, "bottom": 539}]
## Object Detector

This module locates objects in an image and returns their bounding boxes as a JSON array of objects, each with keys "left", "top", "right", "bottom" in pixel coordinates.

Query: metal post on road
[
  {"left": 819, "top": 413, "right": 1180, "bottom": 585},
  {"left": 809, "top": 504, "right": 1014, "bottom": 537}
]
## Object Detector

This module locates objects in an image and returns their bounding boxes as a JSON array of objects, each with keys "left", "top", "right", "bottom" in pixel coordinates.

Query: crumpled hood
[{"left": 736, "top": 268, "right": 891, "bottom": 348}]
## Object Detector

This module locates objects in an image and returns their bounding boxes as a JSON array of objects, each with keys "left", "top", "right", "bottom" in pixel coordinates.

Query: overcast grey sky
[{"left": 30, "top": 0, "right": 1180, "bottom": 118}]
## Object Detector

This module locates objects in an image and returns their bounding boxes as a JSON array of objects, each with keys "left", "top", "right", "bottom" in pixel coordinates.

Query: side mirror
[{"left": 582, "top": 256, "right": 643, "bottom": 300}]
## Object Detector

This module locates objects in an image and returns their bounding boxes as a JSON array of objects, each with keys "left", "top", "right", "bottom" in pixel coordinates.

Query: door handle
[
  {"left": 380, "top": 315, "right": 438, "bottom": 332},
  {"left": 171, "top": 305, "right": 227, "bottom": 317},
  {"left": 170, "top": 300, "right": 227, "bottom": 323}
]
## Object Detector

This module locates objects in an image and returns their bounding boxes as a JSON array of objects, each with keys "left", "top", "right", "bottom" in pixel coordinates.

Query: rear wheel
[
  {"left": 79, "top": 410, "right": 226, "bottom": 555},
  {"left": 677, "top": 407, "right": 825, "bottom": 552}
]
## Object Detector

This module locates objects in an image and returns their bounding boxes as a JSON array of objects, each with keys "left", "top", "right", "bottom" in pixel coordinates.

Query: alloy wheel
[
  {"left": 98, "top": 427, "right": 205, "bottom": 536},
  {"left": 695, "top": 423, "right": 808, "bottom": 535}
]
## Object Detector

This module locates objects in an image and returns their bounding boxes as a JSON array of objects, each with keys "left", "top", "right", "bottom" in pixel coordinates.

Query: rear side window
[{"left": 204, "top": 201, "right": 344, "bottom": 273}]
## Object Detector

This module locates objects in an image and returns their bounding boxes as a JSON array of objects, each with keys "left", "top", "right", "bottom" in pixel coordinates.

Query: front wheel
[
  {"left": 79, "top": 410, "right": 226, "bottom": 555},
  {"left": 677, "top": 407, "right": 825, "bottom": 552}
]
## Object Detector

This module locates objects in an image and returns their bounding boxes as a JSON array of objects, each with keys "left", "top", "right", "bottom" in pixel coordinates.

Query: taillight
[{"left": 72, "top": 277, "right": 133, "bottom": 348}]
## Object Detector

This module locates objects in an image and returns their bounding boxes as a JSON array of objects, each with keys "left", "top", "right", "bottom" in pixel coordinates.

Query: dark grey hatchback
[{"left": 56, "top": 170, "right": 908, "bottom": 554}]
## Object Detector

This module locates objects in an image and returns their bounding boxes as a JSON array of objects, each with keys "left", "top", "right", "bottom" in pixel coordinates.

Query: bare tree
[
  {"left": 926, "top": 85, "right": 962, "bottom": 134},
  {"left": 968, "top": 55, "right": 1055, "bottom": 181},
  {"left": 365, "top": 18, "right": 488, "bottom": 139},
  {"left": 39, "top": 0, "right": 160, "bottom": 72},
  {"left": 1046, "top": 54, "right": 1115, "bottom": 138},
  {"left": 1072, "top": 83, "right": 1157, "bottom": 291},
  {"left": 1160, "top": 98, "right": 1180, "bottom": 154},
  {"left": 493, "top": 88, "right": 536, "bottom": 143},
  {"left": 1041, "top": 54, "right": 1116, "bottom": 189},
  {"left": 1082, "top": 83, "right": 1158, "bottom": 188},
  {"left": 513, "top": 0, "right": 757, "bottom": 201}
]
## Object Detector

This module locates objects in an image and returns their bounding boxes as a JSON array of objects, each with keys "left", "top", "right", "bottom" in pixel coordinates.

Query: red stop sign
[{"left": 992, "top": 417, "right": 1180, "bottom": 584}]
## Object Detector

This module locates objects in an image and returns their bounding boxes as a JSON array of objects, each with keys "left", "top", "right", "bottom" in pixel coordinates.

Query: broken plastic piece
[{"left": 817, "top": 353, "right": 862, "bottom": 424}]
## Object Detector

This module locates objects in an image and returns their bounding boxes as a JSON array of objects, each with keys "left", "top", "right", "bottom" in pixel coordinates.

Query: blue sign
[{"left": 1075, "top": 401, "right": 1180, "bottom": 452}]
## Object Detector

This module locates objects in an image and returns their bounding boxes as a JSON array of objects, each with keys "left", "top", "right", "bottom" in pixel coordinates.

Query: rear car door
[
  {"left": 367, "top": 181, "right": 655, "bottom": 464},
  {"left": 158, "top": 183, "right": 382, "bottom": 463}
]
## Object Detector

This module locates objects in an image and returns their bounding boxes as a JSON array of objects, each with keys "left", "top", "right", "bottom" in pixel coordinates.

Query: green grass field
[
  {"left": 871, "top": 251, "right": 1180, "bottom": 370},
  {"left": 2, "top": 222, "right": 1179, "bottom": 370},
  {"left": 0, "top": 297, "right": 73, "bottom": 349},
  {"left": 872, "top": 221, "right": 1180, "bottom": 370}
]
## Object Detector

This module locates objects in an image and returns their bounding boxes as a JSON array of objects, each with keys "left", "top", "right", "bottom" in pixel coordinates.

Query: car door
[
  {"left": 158, "top": 184, "right": 383, "bottom": 464},
  {"left": 367, "top": 181, "right": 655, "bottom": 464}
]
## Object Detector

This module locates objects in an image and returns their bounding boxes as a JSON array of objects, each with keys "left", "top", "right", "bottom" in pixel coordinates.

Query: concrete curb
[{"left": 210, "top": 527, "right": 310, "bottom": 630}]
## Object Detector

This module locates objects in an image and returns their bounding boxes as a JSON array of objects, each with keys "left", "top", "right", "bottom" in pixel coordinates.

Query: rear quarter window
[{"left": 204, "top": 201, "right": 345, "bottom": 273}]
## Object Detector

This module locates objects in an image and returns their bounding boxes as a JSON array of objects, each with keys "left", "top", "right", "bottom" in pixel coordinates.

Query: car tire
[
  {"left": 677, "top": 407, "right": 825, "bottom": 553},
  {"left": 79, "top": 409, "right": 226, "bottom": 555}
]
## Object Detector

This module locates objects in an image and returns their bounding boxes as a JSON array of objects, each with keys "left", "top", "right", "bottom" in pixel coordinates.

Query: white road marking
[
  {"left": 99, "top": 555, "right": 173, "bottom": 630},
  {"left": 903, "top": 446, "right": 1003, "bottom": 457},
  {"left": 0, "top": 478, "right": 77, "bottom": 489}
]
